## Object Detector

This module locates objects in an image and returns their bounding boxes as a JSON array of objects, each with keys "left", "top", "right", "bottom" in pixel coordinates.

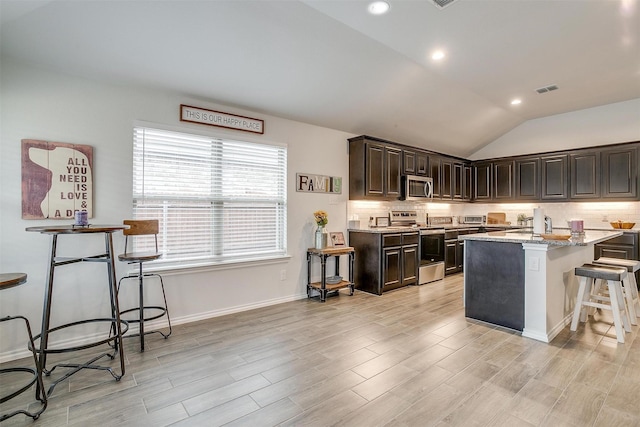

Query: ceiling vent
[
  {"left": 536, "top": 84, "right": 559, "bottom": 94},
  {"left": 431, "top": 0, "right": 458, "bottom": 9}
]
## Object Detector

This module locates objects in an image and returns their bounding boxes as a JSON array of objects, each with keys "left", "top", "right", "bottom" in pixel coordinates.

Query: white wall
[
  {"left": 468, "top": 98, "right": 640, "bottom": 160},
  {"left": 0, "top": 58, "right": 354, "bottom": 361}
]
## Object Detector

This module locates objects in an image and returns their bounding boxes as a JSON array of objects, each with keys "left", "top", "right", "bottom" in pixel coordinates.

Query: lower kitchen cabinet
[
  {"left": 445, "top": 230, "right": 461, "bottom": 275},
  {"left": 349, "top": 230, "right": 418, "bottom": 295},
  {"left": 594, "top": 232, "right": 639, "bottom": 284}
]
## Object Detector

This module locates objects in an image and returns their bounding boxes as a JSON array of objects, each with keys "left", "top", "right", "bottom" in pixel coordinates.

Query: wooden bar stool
[
  {"left": 571, "top": 264, "right": 631, "bottom": 343},
  {"left": 593, "top": 257, "right": 640, "bottom": 325},
  {"left": 0, "top": 273, "right": 47, "bottom": 422},
  {"left": 118, "top": 220, "right": 171, "bottom": 352}
]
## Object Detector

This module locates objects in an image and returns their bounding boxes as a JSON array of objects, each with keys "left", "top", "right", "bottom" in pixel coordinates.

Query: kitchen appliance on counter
[
  {"left": 401, "top": 175, "right": 433, "bottom": 200},
  {"left": 427, "top": 216, "right": 454, "bottom": 227},
  {"left": 459, "top": 215, "right": 486, "bottom": 225}
]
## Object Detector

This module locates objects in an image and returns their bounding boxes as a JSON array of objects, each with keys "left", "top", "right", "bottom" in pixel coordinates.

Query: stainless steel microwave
[{"left": 402, "top": 175, "right": 433, "bottom": 200}]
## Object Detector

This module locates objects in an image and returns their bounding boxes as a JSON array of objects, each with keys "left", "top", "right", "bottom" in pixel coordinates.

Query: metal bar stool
[
  {"left": 593, "top": 257, "right": 640, "bottom": 325},
  {"left": 118, "top": 220, "right": 171, "bottom": 352},
  {"left": 0, "top": 273, "right": 47, "bottom": 422},
  {"left": 571, "top": 264, "right": 631, "bottom": 343}
]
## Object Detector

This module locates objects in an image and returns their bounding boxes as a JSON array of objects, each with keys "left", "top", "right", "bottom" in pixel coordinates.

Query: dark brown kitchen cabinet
[
  {"left": 416, "top": 151, "right": 429, "bottom": 176},
  {"left": 570, "top": 151, "right": 600, "bottom": 199},
  {"left": 441, "top": 159, "right": 453, "bottom": 199},
  {"left": 463, "top": 165, "right": 473, "bottom": 201},
  {"left": 594, "top": 232, "right": 639, "bottom": 283},
  {"left": 383, "top": 247, "right": 401, "bottom": 290},
  {"left": 385, "top": 147, "right": 402, "bottom": 198},
  {"left": 515, "top": 157, "right": 540, "bottom": 200},
  {"left": 602, "top": 146, "right": 637, "bottom": 199},
  {"left": 541, "top": 154, "right": 569, "bottom": 200},
  {"left": 444, "top": 230, "right": 462, "bottom": 275},
  {"left": 430, "top": 156, "right": 442, "bottom": 198},
  {"left": 474, "top": 162, "right": 492, "bottom": 200},
  {"left": 403, "top": 150, "right": 416, "bottom": 174},
  {"left": 493, "top": 160, "right": 515, "bottom": 200},
  {"left": 348, "top": 230, "right": 418, "bottom": 295},
  {"left": 453, "top": 163, "right": 464, "bottom": 200},
  {"left": 349, "top": 137, "right": 401, "bottom": 200}
]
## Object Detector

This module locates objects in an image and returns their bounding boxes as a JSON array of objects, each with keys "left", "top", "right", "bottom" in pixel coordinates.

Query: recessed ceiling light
[
  {"left": 368, "top": 1, "right": 390, "bottom": 15},
  {"left": 431, "top": 50, "right": 446, "bottom": 61},
  {"left": 511, "top": 99, "right": 522, "bottom": 105}
]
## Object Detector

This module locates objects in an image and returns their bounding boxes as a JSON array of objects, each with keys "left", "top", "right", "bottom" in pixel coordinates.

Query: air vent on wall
[
  {"left": 536, "top": 84, "right": 559, "bottom": 94},
  {"left": 431, "top": 0, "right": 457, "bottom": 9}
]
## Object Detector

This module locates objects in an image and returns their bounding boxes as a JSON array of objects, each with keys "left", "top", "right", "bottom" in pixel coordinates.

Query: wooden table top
[
  {"left": 0, "top": 273, "right": 27, "bottom": 290},
  {"left": 25, "top": 224, "right": 128, "bottom": 234},
  {"left": 307, "top": 246, "right": 354, "bottom": 255}
]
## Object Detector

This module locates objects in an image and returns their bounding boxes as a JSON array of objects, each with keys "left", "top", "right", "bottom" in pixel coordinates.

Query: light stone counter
[{"left": 459, "top": 229, "right": 622, "bottom": 246}]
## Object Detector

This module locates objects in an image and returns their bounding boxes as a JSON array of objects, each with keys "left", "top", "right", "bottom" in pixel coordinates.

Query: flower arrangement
[{"left": 314, "top": 210, "right": 328, "bottom": 227}]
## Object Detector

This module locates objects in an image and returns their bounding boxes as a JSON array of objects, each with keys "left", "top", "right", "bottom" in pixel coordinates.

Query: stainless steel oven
[
  {"left": 419, "top": 228, "right": 445, "bottom": 284},
  {"left": 402, "top": 175, "right": 433, "bottom": 200}
]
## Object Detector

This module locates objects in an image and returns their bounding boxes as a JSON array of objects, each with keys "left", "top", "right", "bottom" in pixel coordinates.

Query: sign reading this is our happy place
[{"left": 180, "top": 104, "right": 264, "bottom": 134}]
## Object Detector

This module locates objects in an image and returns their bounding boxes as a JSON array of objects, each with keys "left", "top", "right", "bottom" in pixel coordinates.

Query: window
[{"left": 132, "top": 127, "right": 287, "bottom": 266}]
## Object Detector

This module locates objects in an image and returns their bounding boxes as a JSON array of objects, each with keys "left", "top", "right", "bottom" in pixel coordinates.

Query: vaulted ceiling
[{"left": 2, "top": 0, "right": 638, "bottom": 157}]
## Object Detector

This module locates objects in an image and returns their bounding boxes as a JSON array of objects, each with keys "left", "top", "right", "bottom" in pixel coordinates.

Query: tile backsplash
[{"left": 348, "top": 200, "right": 640, "bottom": 229}]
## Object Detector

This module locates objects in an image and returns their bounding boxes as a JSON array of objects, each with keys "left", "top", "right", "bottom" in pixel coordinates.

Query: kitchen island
[{"left": 460, "top": 229, "right": 622, "bottom": 343}]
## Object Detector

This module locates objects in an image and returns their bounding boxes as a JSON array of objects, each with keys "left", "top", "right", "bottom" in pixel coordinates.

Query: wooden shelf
[{"left": 309, "top": 280, "right": 352, "bottom": 292}]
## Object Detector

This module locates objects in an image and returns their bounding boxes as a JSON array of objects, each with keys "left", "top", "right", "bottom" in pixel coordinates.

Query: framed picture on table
[{"left": 329, "top": 232, "right": 345, "bottom": 247}]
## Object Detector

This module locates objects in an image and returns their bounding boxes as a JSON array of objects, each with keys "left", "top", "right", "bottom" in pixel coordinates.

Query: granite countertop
[
  {"left": 459, "top": 229, "right": 623, "bottom": 246},
  {"left": 348, "top": 225, "right": 639, "bottom": 236}
]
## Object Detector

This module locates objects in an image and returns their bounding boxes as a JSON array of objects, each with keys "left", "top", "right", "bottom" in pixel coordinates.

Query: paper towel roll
[{"left": 533, "top": 207, "right": 544, "bottom": 235}]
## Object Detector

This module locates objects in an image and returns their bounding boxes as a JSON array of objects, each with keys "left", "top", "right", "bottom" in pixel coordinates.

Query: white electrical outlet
[
  {"left": 529, "top": 257, "right": 540, "bottom": 271},
  {"left": 280, "top": 269, "right": 287, "bottom": 281},
  {"left": 602, "top": 215, "right": 608, "bottom": 222}
]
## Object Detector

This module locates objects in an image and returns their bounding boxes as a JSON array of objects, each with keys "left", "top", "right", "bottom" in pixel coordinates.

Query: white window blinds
[{"left": 132, "top": 127, "right": 287, "bottom": 265}]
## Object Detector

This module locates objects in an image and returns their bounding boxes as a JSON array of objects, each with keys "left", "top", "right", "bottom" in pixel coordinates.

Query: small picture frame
[{"left": 329, "top": 232, "right": 345, "bottom": 247}]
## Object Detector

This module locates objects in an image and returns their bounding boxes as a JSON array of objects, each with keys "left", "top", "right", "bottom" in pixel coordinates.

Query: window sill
[{"left": 125, "top": 254, "right": 292, "bottom": 276}]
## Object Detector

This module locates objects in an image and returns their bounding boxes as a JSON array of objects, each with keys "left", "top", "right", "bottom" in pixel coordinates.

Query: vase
[{"left": 315, "top": 226, "right": 328, "bottom": 249}]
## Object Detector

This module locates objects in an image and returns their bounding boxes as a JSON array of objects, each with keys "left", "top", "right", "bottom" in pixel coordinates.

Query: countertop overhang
[{"left": 459, "top": 229, "right": 623, "bottom": 246}]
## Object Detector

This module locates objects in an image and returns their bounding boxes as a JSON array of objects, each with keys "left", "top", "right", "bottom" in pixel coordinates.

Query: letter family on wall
[{"left": 21, "top": 139, "right": 93, "bottom": 220}]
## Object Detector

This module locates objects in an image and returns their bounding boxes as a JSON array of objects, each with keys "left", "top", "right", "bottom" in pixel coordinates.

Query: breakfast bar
[{"left": 460, "top": 229, "right": 623, "bottom": 343}]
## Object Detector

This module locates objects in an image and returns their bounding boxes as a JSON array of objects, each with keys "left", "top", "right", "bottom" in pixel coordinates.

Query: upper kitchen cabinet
[
  {"left": 474, "top": 162, "right": 492, "bottom": 201},
  {"left": 416, "top": 151, "right": 429, "bottom": 176},
  {"left": 541, "top": 154, "right": 569, "bottom": 200},
  {"left": 493, "top": 160, "right": 515, "bottom": 200},
  {"left": 570, "top": 150, "right": 600, "bottom": 199},
  {"left": 601, "top": 145, "right": 638, "bottom": 199},
  {"left": 403, "top": 149, "right": 416, "bottom": 175},
  {"left": 463, "top": 164, "right": 473, "bottom": 201},
  {"left": 402, "top": 149, "right": 429, "bottom": 176},
  {"left": 430, "top": 156, "right": 442, "bottom": 198},
  {"left": 349, "top": 136, "right": 401, "bottom": 200},
  {"left": 441, "top": 158, "right": 454, "bottom": 199},
  {"left": 515, "top": 157, "right": 540, "bottom": 200}
]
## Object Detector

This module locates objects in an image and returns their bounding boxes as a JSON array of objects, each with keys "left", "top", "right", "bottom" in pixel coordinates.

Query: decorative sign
[
  {"left": 296, "top": 173, "right": 342, "bottom": 194},
  {"left": 180, "top": 104, "right": 264, "bottom": 134},
  {"left": 21, "top": 139, "right": 93, "bottom": 220}
]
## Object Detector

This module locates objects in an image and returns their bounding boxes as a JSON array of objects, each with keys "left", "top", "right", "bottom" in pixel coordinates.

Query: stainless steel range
[{"left": 420, "top": 215, "right": 449, "bottom": 284}]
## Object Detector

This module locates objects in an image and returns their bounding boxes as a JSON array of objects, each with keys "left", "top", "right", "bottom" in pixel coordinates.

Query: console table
[
  {"left": 306, "top": 246, "right": 355, "bottom": 302},
  {"left": 25, "top": 224, "right": 129, "bottom": 396}
]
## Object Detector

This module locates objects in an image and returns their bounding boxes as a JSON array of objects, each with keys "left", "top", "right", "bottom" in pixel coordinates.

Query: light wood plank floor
[{"left": 2, "top": 274, "right": 639, "bottom": 426}]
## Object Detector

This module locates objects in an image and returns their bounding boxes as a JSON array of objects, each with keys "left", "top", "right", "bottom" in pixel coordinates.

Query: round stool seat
[
  {"left": 575, "top": 264, "right": 627, "bottom": 281},
  {"left": 0, "top": 273, "right": 27, "bottom": 290},
  {"left": 593, "top": 257, "right": 640, "bottom": 273}
]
